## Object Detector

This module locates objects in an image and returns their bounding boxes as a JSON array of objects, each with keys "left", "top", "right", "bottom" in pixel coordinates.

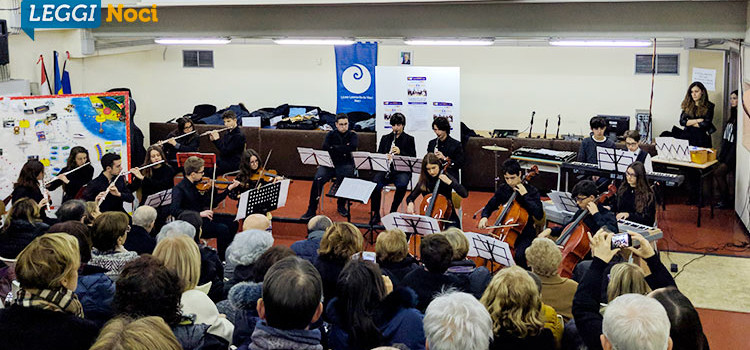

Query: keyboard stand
[{"left": 510, "top": 155, "right": 563, "bottom": 191}]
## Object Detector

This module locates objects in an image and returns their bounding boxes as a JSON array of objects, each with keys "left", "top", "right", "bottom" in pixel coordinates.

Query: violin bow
[
  {"left": 209, "top": 164, "right": 217, "bottom": 210},
  {"left": 256, "top": 149, "right": 273, "bottom": 190}
]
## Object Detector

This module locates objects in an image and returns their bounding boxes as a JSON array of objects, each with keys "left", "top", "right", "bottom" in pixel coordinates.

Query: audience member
[
  {"left": 327, "top": 259, "right": 425, "bottom": 350},
  {"left": 525, "top": 237, "right": 578, "bottom": 321},
  {"left": 601, "top": 294, "right": 672, "bottom": 350},
  {"left": 242, "top": 213, "right": 272, "bottom": 231},
  {"left": 153, "top": 235, "right": 234, "bottom": 343},
  {"left": 89, "top": 316, "right": 182, "bottom": 350},
  {"left": 114, "top": 255, "right": 228, "bottom": 349},
  {"left": 0, "top": 233, "right": 98, "bottom": 350},
  {"left": 291, "top": 215, "right": 332, "bottom": 263},
  {"left": 401, "top": 234, "right": 462, "bottom": 312},
  {"left": 0, "top": 197, "right": 49, "bottom": 259},
  {"left": 650, "top": 287, "right": 709, "bottom": 350},
  {"left": 245, "top": 256, "right": 324, "bottom": 350},
  {"left": 56, "top": 199, "right": 87, "bottom": 222},
  {"left": 225, "top": 229, "right": 274, "bottom": 294},
  {"left": 156, "top": 220, "right": 197, "bottom": 242},
  {"left": 424, "top": 291, "right": 493, "bottom": 350},
  {"left": 124, "top": 205, "right": 157, "bottom": 254},
  {"left": 480, "top": 266, "right": 556, "bottom": 350},
  {"left": 526, "top": 270, "right": 564, "bottom": 347},
  {"left": 179, "top": 210, "right": 225, "bottom": 302},
  {"left": 607, "top": 262, "right": 650, "bottom": 302},
  {"left": 314, "top": 222, "right": 363, "bottom": 309},
  {"left": 375, "top": 228, "right": 419, "bottom": 286},
  {"left": 84, "top": 201, "right": 101, "bottom": 226},
  {"left": 88, "top": 212, "right": 138, "bottom": 281},
  {"left": 441, "top": 227, "right": 491, "bottom": 298}
]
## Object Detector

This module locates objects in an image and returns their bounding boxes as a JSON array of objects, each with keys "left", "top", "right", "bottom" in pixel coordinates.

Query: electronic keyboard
[{"left": 561, "top": 161, "right": 684, "bottom": 187}]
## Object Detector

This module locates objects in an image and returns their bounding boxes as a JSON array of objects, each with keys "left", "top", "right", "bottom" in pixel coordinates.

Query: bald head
[{"left": 243, "top": 213, "right": 271, "bottom": 232}]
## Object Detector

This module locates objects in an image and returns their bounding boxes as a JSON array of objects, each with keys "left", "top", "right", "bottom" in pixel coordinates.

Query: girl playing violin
[
  {"left": 46, "top": 146, "right": 95, "bottom": 202},
  {"left": 228, "top": 149, "right": 282, "bottom": 200},
  {"left": 613, "top": 161, "right": 655, "bottom": 227},
  {"left": 405, "top": 153, "right": 468, "bottom": 228}
]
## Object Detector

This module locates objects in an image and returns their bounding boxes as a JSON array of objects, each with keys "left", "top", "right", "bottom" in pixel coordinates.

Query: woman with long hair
[
  {"left": 47, "top": 146, "right": 95, "bottom": 202},
  {"left": 405, "top": 153, "right": 468, "bottom": 228},
  {"left": 12, "top": 159, "right": 47, "bottom": 208},
  {"left": 162, "top": 116, "right": 199, "bottom": 168},
  {"left": 229, "top": 149, "right": 282, "bottom": 201},
  {"left": 327, "top": 259, "right": 425, "bottom": 350},
  {"left": 0, "top": 197, "right": 49, "bottom": 259},
  {"left": 715, "top": 90, "right": 738, "bottom": 209},
  {"left": 679, "top": 81, "right": 715, "bottom": 148},
  {"left": 614, "top": 161, "right": 656, "bottom": 226},
  {"left": 129, "top": 145, "right": 175, "bottom": 200},
  {"left": 315, "top": 222, "right": 364, "bottom": 308},
  {"left": 650, "top": 287, "right": 710, "bottom": 350},
  {"left": 480, "top": 265, "right": 555, "bottom": 349}
]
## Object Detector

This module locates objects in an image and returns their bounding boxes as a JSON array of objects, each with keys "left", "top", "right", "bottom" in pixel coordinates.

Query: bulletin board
[{"left": 0, "top": 92, "right": 130, "bottom": 202}]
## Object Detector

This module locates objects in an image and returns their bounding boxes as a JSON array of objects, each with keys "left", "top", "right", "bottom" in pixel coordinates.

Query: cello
[
  {"left": 488, "top": 165, "right": 540, "bottom": 250},
  {"left": 419, "top": 158, "right": 453, "bottom": 223},
  {"left": 555, "top": 183, "right": 617, "bottom": 278}
]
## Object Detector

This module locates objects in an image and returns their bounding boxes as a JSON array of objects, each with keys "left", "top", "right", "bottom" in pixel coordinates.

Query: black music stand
[
  {"left": 143, "top": 189, "right": 172, "bottom": 208},
  {"left": 327, "top": 177, "right": 378, "bottom": 242},
  {"left": 464, "top": 231, "right": 515, "bottom": 272},
  {"left": 382, "top": 212, "right": 441, "bottom": 254},
  {"left": 235, "top": 180, "right": 291, "bottom": 221},
  {"left": 352, "top": 151, "right": 389, "bottom": 173}
]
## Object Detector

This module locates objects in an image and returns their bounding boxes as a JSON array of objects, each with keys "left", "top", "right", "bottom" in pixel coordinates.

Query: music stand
[
  {"left": 297, "top": 147, "right": 334, "bottom": 168},
  {"left": 596, "top": 146, "right": 636, "bottom": 173},
  {"left": 143, "top": 189, "right": 172, "bottom": 208},
  {"left": 327, "top": 177, "right": 378, "bottom": 241},
  {"left": 392, "top": 155, "right": 422, "bottom": 190},
  {"left": 464, "top": 231, "right": 515, "bottom": 271},
  {"left": 382, "top": 212, "right": 441, "bottom": 254},
  {"left": 352, "top": 151, "right": 389, "bottom": 172},
  {"left": 548, "top": 190, "right": 579, "bottom": 213},
  {"left": 235, "top": 179, "right": 291, "bottom": 221}
]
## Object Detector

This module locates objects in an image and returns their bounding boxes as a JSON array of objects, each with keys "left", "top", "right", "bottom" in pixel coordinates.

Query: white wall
[
  {"left": 736, "top": 2, "right": 750, "bottom": 230},
  {"left": 9, "top": 31, "right": 693, "bottom": 144}
]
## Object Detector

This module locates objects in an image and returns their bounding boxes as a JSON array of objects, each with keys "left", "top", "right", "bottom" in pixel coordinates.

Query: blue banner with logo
[
  {"left": 21, "top": 0, "right": 102, "bottom": 40},
  {"left": 335, "top": 42, "right": 377, "bottom": 114}
]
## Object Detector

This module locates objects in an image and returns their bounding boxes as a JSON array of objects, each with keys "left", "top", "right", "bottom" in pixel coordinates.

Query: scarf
[{"left": 15, "top": 287, "right": 84, "bottom": 318}]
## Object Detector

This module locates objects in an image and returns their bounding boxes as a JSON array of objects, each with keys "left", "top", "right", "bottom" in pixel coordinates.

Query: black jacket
[
  {"left": 128, "top": 164, "right": 176, "bottom": 200},
  {"left": 401, "top": 267, "right": 463, "bottom": 313},
  {"left": 378, "top": 132, "right": 417, "bottom": 157},
  {"left": 213, "top": 127, "right": 246, "bottom": 173},
  {"left": 427, "top": 136, "right": 464, "bottom": 179},
  {"left": 550, "top": 204, "right": 618, "bottom": 238},
  {"left": 47, "top": 164, "right": 95, "bottom": 202},
  {"left": 490, "top": 328, "right": 556, "bottom": 350},
  {"left": 323, "top": 129, "right": 358, "bottom": 167},
  {"left": 0, "top": 219, "right": 49, "bottom": 259},
  {"left": 314, "top": 255, "right": 347, "bottom": 310},
  {"left": 199, "top": 245, "right": 225, "bottom": 302},
  {"left": 378, "top": 255, "right": 420, "bottom": 286},
  {"left": 679, "top": 101, "right": 715, "bottom": 148},
  {"left": 406, "top": 173, "right": 468, "bottom": 205},
  {"left": 481, "top": 183, "right": 544, "bottom": 241},
  {"left": 0, "top": 305, "right": 99, "bottom": 350},
  {"left": 170, "top": 177, "right": 228, "bottom": 217},
  {"left": 123, "top": 224, "right": 155, "bottom": 255},
  {"left": 82, "top": 172, "right": 134, "bottom": 213},
  {"left": 10, "top": 185, "right": 49, "bottom": 221},
  {"left": 614, "top": 186, "right": 656, "bottom": 226}
]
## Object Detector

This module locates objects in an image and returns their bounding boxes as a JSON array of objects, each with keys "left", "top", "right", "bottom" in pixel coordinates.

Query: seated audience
[
  {"left": 0, "top": 233, "right": 98, "bottom": 350},
  {"left": 244, "top": 256, "right": 324, "bottom": 350},
  {"left": 88, "top": 212, "right": 138, "bottom": 281},
  {"left": 49, "top": 220, "right": 114, "bottom": 328},
  {"left": 601, "top": 294, "right": 672, "bottom": 350},
  {"left": 441, "top": 227, "right": 491, "bottom": 298},
  {"left": 606, "top": 262, "right": 650, "bottom": 302},
  {"left": 424, "top": 291, "right": 493, "bottom": 350},
  {"left": 401, "top": 234, "right": 462, "bottom": 312},
  {"left": 224, "top": 229, "right": 274, "bottom": 295},
  {"left": 327, "top": 259, "right": 425, "bottom": 350},
  {"left": 525, "top": 237, "right": 578, "bottom": 321},
  {"left": 375, "top": 228, "right": 419, "bottom": 286},
  {"left": 314, "top": 222, "right": 364, "bottom": 309},
  {"left": 56, "top": 199, "right": 87, "bottom": 222},
  {"left": 124, "top": 205, "right": 157, "bottom": 254},
  {"left": 89, "top": 316, "right": 182, "bottom": 350},
  {"left": 114, "top": 255, "right": 228, "bottom": 350},
  {"left": 480, "top": 266, "right": 556, "bottom": 350},
  {"left": 153, "top": 235, "right": 234, "bottom": 343},
  {"left": 84, "top": 201, "right": 101, "bottom": 226},
  {"left": 242, "top": 213, "right": 272, "bottom": 232},
  {"left": 526, "top": 270, "right": 565, "bottom": 347},
  {"left": 179, "top": 210, "right": 225, "bottom": 302},
  {"left": 650, "top": 287, "right": 710, "bottom": 350},
  {"left": 291, "top": 215, "right": 332, "bottom": 263},
  {"left": 0, "top": 197, "right": 49, "bottom": 259}
]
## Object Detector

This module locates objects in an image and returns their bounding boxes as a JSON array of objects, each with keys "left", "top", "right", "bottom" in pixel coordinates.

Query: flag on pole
[
  {"left": 36, "top": 55, "right": 52, "bottom": 95},
  {"left": 61, "top": 51, "right": 72, "bottom": 94},
  {"left": 53, "top": 51, "right": 62, "bottom": 95}
]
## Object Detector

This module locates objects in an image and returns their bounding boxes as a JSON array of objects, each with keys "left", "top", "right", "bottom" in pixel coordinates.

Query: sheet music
[
  {"left": 235, "top": 190, "right": 249, "bottom": 221},
  {"left": 392, "top": 155, "right": 422, "bottom": 173},
  {"left": 549, "top": 190, "right": 578, "bottom": 213},
  {"left": 297, "top": 147, "right": 316, "bottom": 165},
  {"left": 464, "top": 231, "right": 515, "bottom": 266},
  {"left": 655, "top": 137, "right": 691, "bottom": 162},
  {"left": 234, "top": 179, "right": 291, "bottom": 221},
  {"left": 143, "top": 189, "right": 172, "bottom": 208},
  {"left": 277, "top": 179, "right": 290, "bottom": 207},
  {"left": 334, "top": 178, "right": 377, "bottom": 204},
  {"left": 312, "top": 150, "right": 334, "bottom": 168},
  {"left": 596, "top": 146, "right": 636, "bottom": 173},
  {"left": 382, "top": 212, "right": 441, "bottom": 236},
  {"left": 352, "top": 152, "right": 389, "bottom": 172}
]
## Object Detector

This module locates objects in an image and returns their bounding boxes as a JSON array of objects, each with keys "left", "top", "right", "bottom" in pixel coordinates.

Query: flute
[
  {"left": 123, "top": 160, "right": 165, "bottom": 174},
  {"left": 98, "top": 172, "right": 124, "bottom": 207},
  {"left": 153, "top": 131, "right": 196, "bottom": 146},
  {"left": 44, "top": 162, "right": 91, "bottom": 186},
  {"left": 199, "top": 127, "right": 231, "bottom": 137}
]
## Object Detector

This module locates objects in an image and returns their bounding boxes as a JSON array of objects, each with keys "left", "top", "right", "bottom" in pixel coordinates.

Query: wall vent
[
  {"left": 635, "top": 54, "right": 679, "bottom": 75},
  {"left": 183, "top": 50, "right": 214, "bottom": 68}
]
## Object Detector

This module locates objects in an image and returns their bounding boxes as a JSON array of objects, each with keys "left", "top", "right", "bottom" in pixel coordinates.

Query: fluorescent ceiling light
[
  {"left": 549, "top": 39, "right": 652, "bottom": 47},
  {"left": 273, "top": 38, "right": 355, "bottom": 45},
  {"left": 404, "top": 38, "right": 494, "bottom": 46},
  {"left": 155, "top": 38, "right": 231, "bottom": 45}
]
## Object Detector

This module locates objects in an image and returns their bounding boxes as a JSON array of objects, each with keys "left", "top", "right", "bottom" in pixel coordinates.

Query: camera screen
[{"left": 611, "top": 233, "right": 631, "bottom": 249}]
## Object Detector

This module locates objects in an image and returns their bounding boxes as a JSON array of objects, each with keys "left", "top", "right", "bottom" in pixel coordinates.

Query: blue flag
[
  {"left": 335, "top": 42, "right": 377, "bottom": 114},
  {"left": 61, "top": 53, "right": 72, "bottom": 94},
  {"left": 53, "top": 51, "right": 62, "bottom": 94}
]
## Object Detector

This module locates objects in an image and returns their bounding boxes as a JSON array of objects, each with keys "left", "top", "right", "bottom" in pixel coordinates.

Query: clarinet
[{"left": 385, "top": 137, "right": 397, "bottom": 176}]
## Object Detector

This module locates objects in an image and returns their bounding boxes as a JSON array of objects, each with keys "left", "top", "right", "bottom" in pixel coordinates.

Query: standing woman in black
[
  {"left": 679, "top": 81, "right": 715, "bottom": 148},
  {"left": 714, "top": 90, "right": 738, "bottom": 209},
  {"left": 129, "top": 145, "right": 176, "bottom": 231},
  {"left": 11, "top": 160, "right": 51, "bottom": 222},
  {"left": 46, "top": 146, "right": 95, "bottom": 202},
  {"left": 162, "top": 116, "right": 199, "bottom": 169},
  {"left": 613, "top": 161, "right": 656, "bottom": 226},
  {"left": 405, "top": 153, "right": 468, "bottom": 228}
]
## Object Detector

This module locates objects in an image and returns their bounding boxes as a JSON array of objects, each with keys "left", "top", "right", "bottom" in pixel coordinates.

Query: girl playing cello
[{"left": 405, "top": 153, "right": 468, "bottom": 228}]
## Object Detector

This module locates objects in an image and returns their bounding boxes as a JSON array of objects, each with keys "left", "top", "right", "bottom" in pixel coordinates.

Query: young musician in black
[
  {"left": 162, "top": 116, "right": 199, "bottom": 168},
  {"left": 540, "top": 180, "right": 618, "bottom": 240},
  {"left": 209, "top": 110, "right": 246, "bottom": 175},
  {"left": 427, "top": 116, "right": 464, "bottom": 179},
  {"left": 129, "top": 145, "right": 176, "bottom": 231},
  {"left": 477, "top": 159, "right": 543, "bottom": 268},
  {"left": 614, "top": 161, "right": 656, "bottom": 227},
  {"left": 170, "top": 156, "right": 240, "bottom": 260},
  {"left": 623, "top": 130, "right": 653, "bottom": 173},
  {"left": 577, "top": 116, "right": 615, "bottom": 164},
  {"left": 11, "top": 160, "right": 50, "bottom": 222},
  {"left": 301, "top": 114, "right": 358, "bottom": 220},
  {"left": 82, "top": 153, "right": 134, "bottom": 214},
  {"left": 406, "top": 153, "right": 468, "bottom": 228},
  {"left": 228, "top": 149, "right": 282, "bottom": 200},
  {"left": 370, "top": 113, "right": 416, "bottom": 223},
  {"left": 46, "top": 146, "right": 94, "bottom": 202}
]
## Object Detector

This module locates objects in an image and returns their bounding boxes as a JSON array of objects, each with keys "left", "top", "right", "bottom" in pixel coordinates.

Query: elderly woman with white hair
[
  {"left": 124, "top": 205, "right": 158, "bottom": 254},
  {"left": 223, "top": 229, "right": 274, "bottom": 296},
  {"left": 424, "top": 290, "right": 493, "bottom": 350}
]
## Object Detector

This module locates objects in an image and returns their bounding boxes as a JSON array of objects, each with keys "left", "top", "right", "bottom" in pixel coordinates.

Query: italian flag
[{"left": 37, "top": 55, "right": 52, "bottom": 96}]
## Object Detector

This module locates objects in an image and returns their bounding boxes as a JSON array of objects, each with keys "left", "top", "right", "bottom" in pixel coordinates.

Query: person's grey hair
[
  {"left": 132, "top": 206, "right": 158, "bottom": 227},
  {"left": 56, "top": 199, "right": 87, "bottom": 222},
  {"left": 226, "top": 229, "right": 274, "bottom": 266},
  {"left": 424, "top": 290, "right": 493, "bottom": 350},
  {"left": 603, "top": 294, "right": 671, "bottom": 350},
  {"left": 156, "top": 220, "right": 196, "bottom": 242},
  {"left": 307, "top": 215, "right": 333, "bottom": 232}
]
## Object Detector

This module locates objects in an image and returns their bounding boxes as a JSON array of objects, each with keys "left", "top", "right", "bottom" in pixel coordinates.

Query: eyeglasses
[
  {"left": 575, "top": 196, "right": 589, "bottom": 203},
  {"left": 626, "top": 171, "right": 637, "bottom": 177}
]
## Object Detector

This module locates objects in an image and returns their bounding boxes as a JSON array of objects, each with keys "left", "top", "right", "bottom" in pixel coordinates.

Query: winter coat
[
  {"left": 173, "top": 316, "right": 230, "bottom": 350},
  {"left": 228, "top": 281, "right": 263, "bottom": 347},
  {"left": 75, "top": 264, "right": 115, "bottom": 327},
  {"left": 0, "top": 304, "right": 99, "bottom": 350},
  {"left": 290, "top": 230, "right": 324, "bottom": 264},
  {"left": 0, "top": 219, "right": 49, "bottom": 259},
  {"left": 445, "top": 259, "right": 491, "bottom": 299},
  {"left": 378, "top": 255, "right": 420, "bottom": 286}
]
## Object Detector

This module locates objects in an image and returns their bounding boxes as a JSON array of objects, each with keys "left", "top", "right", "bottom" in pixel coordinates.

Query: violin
[
  {"left": 419, "top": 158, "right": 453, "bottom": 224},
  {"left": 249, "top": 168, "right": 279, "bottom": 183},
  {"left": 195, "top": 175, "right": 233, "bottom": 191},
  {"left": 555, "top": 183, "right": 617, "bottom": 278},
  {"left": 488, "top": 165, "right": 540, "bottom": 251}
]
